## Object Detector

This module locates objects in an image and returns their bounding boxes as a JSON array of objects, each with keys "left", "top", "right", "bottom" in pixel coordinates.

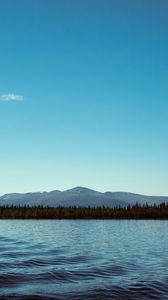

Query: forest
[{"left": 0, "top": 203, "right": 167, "bottom": 219}]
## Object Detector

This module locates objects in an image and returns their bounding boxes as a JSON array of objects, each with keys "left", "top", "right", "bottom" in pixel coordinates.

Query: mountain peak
[{"left": 65, "top": 187, "right": 99, "bottom": 194}]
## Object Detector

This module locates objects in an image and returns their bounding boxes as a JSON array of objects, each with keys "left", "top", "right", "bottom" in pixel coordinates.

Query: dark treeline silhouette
[{"left": 0, "top": 203, "right": 168, "bottom": 219}]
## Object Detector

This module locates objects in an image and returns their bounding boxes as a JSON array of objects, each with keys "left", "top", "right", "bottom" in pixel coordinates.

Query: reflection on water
[{"left": 0, "top": 220, "right": 167, "bottom": 299}]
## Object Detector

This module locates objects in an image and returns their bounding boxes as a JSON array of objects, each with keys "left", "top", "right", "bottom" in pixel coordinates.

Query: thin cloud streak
[{"left": 0, "top": 93, "right": 24, "bottom": 101}]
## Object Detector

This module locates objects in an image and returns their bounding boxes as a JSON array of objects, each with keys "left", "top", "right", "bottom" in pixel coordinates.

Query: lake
[{"left": 0, "top": 220, "right": 167, "bottom": 299}]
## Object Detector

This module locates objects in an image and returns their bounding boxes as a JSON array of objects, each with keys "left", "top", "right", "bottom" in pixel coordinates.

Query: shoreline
[{"left": 0, "top": 204, "right": 167, "bottom": 220}]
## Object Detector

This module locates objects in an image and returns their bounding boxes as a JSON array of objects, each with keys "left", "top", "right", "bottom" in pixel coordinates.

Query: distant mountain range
[{"left": 0, "top": 187, "right": 168, "bottom": 207}]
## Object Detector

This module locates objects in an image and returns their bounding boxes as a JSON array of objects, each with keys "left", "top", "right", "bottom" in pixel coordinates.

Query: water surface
[{"left": 0, "top": 220, "right": 167, "bottom": 299}]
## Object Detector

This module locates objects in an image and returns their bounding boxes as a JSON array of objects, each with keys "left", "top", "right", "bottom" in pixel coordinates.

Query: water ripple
[{"left": 0, "top": 220, "right": 167, "bottom": 299}]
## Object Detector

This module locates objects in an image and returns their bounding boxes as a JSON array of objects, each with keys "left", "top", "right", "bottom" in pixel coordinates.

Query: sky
[{"left": 0, "top": 0, "right": 168, "bottom": 195}]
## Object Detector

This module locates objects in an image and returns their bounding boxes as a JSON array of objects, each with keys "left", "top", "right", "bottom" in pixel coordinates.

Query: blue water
[{"left": 0, "top": 220, "right": 167, "bottom": 299}]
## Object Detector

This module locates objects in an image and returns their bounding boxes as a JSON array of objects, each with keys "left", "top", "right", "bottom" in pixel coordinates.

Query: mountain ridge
[{"left": 0, "top": 187, "right": 168, "bottom": 207}]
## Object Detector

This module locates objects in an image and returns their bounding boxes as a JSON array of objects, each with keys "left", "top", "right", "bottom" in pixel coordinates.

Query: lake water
[{"left": 0, "top": 220, "right": 167, "bottom": 299}]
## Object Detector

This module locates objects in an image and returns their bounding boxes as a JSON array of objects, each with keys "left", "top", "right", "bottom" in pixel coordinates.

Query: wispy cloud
[{"left": 0, "top": 93, "right": 24, "bottom": 101}]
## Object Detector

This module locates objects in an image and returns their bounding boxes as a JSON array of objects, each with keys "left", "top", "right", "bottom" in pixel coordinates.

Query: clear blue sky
[{"left": 0, "top": 0, "right": 168, "bottom": 195}]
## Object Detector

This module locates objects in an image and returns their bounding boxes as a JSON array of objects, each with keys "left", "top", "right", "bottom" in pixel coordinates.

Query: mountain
[{"left": 0, "top": 187, "right": 168, "bottom": 208}]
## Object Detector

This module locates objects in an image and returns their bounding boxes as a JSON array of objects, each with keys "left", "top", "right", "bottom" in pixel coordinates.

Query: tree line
[{"left": 0, "top": 203, "right": 167, "bottom": 219}]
